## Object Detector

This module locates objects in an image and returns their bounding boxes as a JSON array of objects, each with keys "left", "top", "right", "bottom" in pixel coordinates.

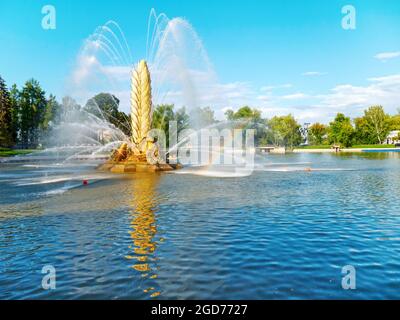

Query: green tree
[
  {"left": 18, "top": 79, "right": 47, "bottom": 148},
  {"left": 362, "top": 105, "right": 390, "bottom": 144},
  {"left": 85, "top": 93, "right": 130, "bottom": 135},
  {"left": 152, "top": 104, "right": 175, "bottom": 135},
  {"left": 224, "top": 106, "right": 267, "bottom": 145},
  {"left": 174, "top": 106, "right": 190, "bottom": 132},
  {"left": 224, "top": 109, "right": 234, "bottom": 121},
  {"left": 41, "top": 94, "right": 61, "bottom": 131},
  {"left": 308, "top": 122, "right": 327, "bottom": 145},
  {"left": 328, "top": 113, "right": 354, "bottom": 147},
  {"left": 152, "top": 104, "right": 190, "bottom": 147},
  {"left": 389, "top": 114, "right": 400, "bottom": 131},
  {"left": 9, "top": 84, "right": 20, "bottom": 145},
  {"left": 225, "top": 106, "right": 261, "bottom": 122},
  {"left": 267, "top": 114, "right": 302, "bottom": 148},
  {"left": 0, "top": 76, "right": 15, "bottom": 147},
  {"left": 190, "top": 106, "right": 217, "bottom": 128},
  {"left": 354, "top": 116, "right": 375, "bottom": 144}
]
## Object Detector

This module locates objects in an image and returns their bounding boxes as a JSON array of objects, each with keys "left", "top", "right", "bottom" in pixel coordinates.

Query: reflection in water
[
  {"left": 3, "top": 152, "right": 400, "bottom": 299},
  {"left": 126, "top": 173, "right": 162, "bottom": 298}
]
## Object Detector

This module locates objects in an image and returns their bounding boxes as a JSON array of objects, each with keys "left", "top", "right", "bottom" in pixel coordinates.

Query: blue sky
[{"left": 1, "top": 0, "right": 400, "bottom": 122}]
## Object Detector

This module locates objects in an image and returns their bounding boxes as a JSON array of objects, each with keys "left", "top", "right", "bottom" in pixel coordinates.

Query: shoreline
[{"left": 293, "top": 148, "right": 400, "bottom": 153}]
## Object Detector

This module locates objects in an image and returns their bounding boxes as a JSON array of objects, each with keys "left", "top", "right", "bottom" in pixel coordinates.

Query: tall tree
[
  {"left": 41, "top": 94, "right": 61, "bottom": 131},
  {"left": 225, "top": 106, "right": 261, "bottom": 122},
  {"left": 152, "top": 104, "right": 189, "bottom": 147},
  {"left": 389, "top": 113, "right": 400, "bottom": 131},
  {"left": 267, "top": 114, "right": 302, "bottom": 148},
  {"left": 152, "top": 104, "right": 175, "bottom": 140},
  {"left": 0, "top": 76, "right": 15, "bottom": 147},
  {"left": 363, "top": 105, "right": 390, "bottom": 144},
  {"left": 328, "top": 113, "right": 354, "bottom": 147},
  {"left": 9, "top": 84, "right": 20, "bottom": 145},
  {"left": 224, "top": 106, "right": 267, "bottom": 145},
  {"left": 18, "top": 79, "right": 47, "bottom": 148},
  {"left": 85, "top": 93, "right": 130, "bottom": 135},
  {"left": 354, "top": 116, "right": 372, "bottom": 144},
  {"left": 190, "top": 106, "right": 217, "bottom": 129},
  {"left": 308, "top": 122, "right": 327, "bottom": 145},
  {"left": 174, "top": 106, "right": 190, "bottom": 132}
]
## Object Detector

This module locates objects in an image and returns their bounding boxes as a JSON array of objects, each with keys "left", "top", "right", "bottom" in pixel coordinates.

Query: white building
[{"left": 386, "top": 130, "right": 400, "bottom": 144}]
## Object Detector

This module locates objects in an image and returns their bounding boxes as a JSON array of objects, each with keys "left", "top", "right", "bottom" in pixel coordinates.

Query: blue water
[
  {"left": 1, "top": 152, "right": 400, "bottom": 299},
  {"left": 363, "top": 149, "right": 400, "bottom": 152}
]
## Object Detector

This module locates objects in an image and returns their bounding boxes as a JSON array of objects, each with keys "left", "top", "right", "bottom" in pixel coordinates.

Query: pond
[{"left": 1, "top": 152, "right": 400, "bottom": 299}]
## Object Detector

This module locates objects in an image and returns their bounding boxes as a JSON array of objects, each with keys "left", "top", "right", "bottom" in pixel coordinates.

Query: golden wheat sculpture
[
  {"left": 130, "top": 60, "right": 152, "bottom": 152},
  {"left": 99, "top": 59, "right": 181, "bottom": 173}
]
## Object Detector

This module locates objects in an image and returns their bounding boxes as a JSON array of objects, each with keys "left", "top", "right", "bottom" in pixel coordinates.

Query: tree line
[
  {"left": 225, "top": 105, "right": 400, "bottom": 148},
  {"left": 308, "top": 107, "right": 400, "bottom": 147},
  {"left": 0, "top": 76, "right": 61, "bottom": 148},
  {"left": 1, "top": 74, "right": 400, "bottom": 149},
  {"left": 0, "top": 75, "right": 131, "bottom": 149}
]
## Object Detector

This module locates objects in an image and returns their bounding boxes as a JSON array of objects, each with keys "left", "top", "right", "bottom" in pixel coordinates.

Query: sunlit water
[{"left": 1, "top": 152, "right": 400, "bottom": 299}]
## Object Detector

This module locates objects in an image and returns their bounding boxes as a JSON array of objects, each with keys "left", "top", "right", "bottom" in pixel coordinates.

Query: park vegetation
[{"left": 1, "top": 74, "right": 400, "bottom": 153}]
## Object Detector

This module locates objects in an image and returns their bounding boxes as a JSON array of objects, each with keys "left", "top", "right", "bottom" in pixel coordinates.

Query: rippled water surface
[{"left": 1, "top": 152, "right": 400, "bottom": 299}]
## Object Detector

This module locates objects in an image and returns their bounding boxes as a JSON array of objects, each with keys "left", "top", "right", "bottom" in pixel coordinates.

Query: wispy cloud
[
  {"left": 243, "top": 74, "right": 400, "bottom": 123},
  {"left": 67, "top": 48, "right": 400, "bottom": 124},
  {"left": 374, "top": 51, "right": 400, "bottom": 62},
  {"left": 260, "top": 83, "right": 292, "bottom": 92},
  {"left": 281, "top": 92, "right": 308, "bottom": 100},
  {"left": 302, "top": 71, "right": 326, "bottom": 77},
  {"left": 318, "top": 74, "right": 400, "bottom": 115}
]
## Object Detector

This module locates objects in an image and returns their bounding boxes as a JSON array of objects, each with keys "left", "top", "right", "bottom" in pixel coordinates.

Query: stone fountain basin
[{"left": 98, "top": 161, "right": 182, "bottom": 173}]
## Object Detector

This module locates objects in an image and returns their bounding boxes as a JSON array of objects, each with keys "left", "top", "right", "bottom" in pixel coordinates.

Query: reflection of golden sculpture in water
[{"left": 126, "top": 173, "right": 162, "bottom": 298}]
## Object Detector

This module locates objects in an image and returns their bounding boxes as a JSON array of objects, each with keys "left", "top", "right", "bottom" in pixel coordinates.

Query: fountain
[{"left": 99, "top": 60, "right": 181, "bottom": 173}]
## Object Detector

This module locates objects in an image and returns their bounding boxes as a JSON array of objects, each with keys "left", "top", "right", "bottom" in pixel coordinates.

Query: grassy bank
[
  {"left": 296, "top": 145, "right": 331, "bottom": 149},
  {"left": 297, "top": 144, "right": 396, "bottom": 150},
  {"left": 0, "top": 148, "right": 37, "bottom": 157}
]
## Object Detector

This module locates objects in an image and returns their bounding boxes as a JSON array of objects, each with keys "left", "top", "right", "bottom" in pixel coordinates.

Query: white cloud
[
  {"left": 374, "top": 51, "right": 400, "bottom": 62},
  {"left": 302, "top": 71, "right": 326, "bottom": 77},
  {"left": 100, "top": 65, "right": 131, "bottom": 80},
  {"left": 317, "top": 74, "right": 400, "bottom": 118},
  {"left": 67, "top": 46, "right": 400, "bottom": 124},
  {"left": 254, "top": 74, "right": 400, "bottom": 123},
  {"left": 281, "top": 93, "right": 308, "bottom": 100},
  {"left": 257, "top": 95, "right": 272, "bottom": 102},
  {"left": 260, "top": 83, "right": 292, "bottom": 92}
]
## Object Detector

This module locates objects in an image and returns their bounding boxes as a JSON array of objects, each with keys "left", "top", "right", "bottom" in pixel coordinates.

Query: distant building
[
  {"left": 256, "top": 146, "right": 286, "bottom": 154},
  {"left": 385, "top": 130, "right": 400, "bottom": 144}
]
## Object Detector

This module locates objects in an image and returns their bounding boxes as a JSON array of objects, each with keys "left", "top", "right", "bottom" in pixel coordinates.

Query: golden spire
[{"left": 130, "top": 60, "right": 152, "bottom": 151}]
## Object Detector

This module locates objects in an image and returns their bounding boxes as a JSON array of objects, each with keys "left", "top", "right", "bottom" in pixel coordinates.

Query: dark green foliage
[
  {"left": 0, "top": 76, "right": 15, "bottom": 147},
  {"left": 328, "top": 113, "right": 355, "bottom": 147},
  {"left": 267, "top": 114, "right": 302, "bottom": 148},
  {"left": 224, "top": 106, "right": 268, "bottom": 145},
  {"left": 152, "top": 104, "right": 190, "bottom": 146},
  {"left": 18, "top": 79, "right": 47, "bottom": 148},
  {"left": 308, "top": 123, "right": 327, "bottom": 145},
  {"left": 85, "top": 93, "right": 131, "bottom": 136}
]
